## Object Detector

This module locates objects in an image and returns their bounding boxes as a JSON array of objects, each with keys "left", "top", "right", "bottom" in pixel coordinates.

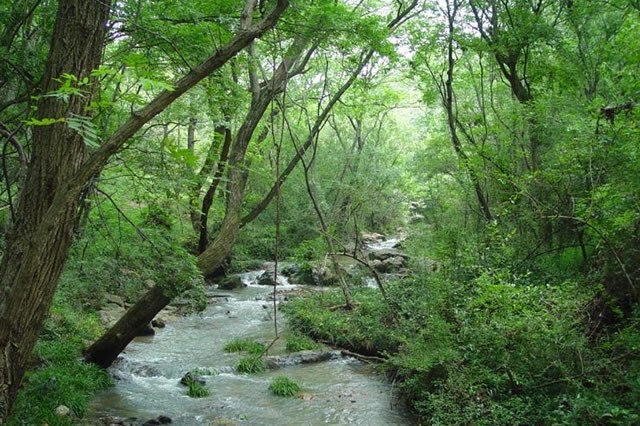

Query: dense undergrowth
[
  {"left": 7, "top": 298, "right": 112, "bottom": 425},
  {"left": 281, "top": 229, "right": 640, "bottom": 425},
  {"left": 6, "top": 203, "right": 205, "bottom": 424}
]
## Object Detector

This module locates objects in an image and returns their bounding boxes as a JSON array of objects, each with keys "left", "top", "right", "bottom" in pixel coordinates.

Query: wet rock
[
  {"left": 104, "top": 293, "right": 125, "bottom": 307},
  {"left": 361, "top": 232, "right": 385, "bottom": 243},
  {"left": 180, "top": 371, "right": 206, "bottom": 386},
  {"left": 142, "top": 415, "right": 172, "bottom": 425},
  {"left": 297, "top": 392, "right": 314, "bottom": 401},
  {"left": 265, "top": 350, "right": 341, "bottom": 369},
  {"left": 137, "top": 322, "right": 155, "bottom": 336},
  {"left": 257, "top": 270, "right": 278, "bottom": 286},
  {"left": 54, "top": 405, "right": 70, "bottom": 417},
  {"left": 151, "top": 318, "right": 165, "bottom": 328},
  {"left": 373, "top": 256, "right": 407, "bottom": 273},
  {"left": 218, "top": 275, "right": 245, "bottom": 290},
  {"left": 99, "top": 416, "right": 138, "bottom": 425},
  {"left": 367, "top": 248, "right": 409, "bottom": 262}
]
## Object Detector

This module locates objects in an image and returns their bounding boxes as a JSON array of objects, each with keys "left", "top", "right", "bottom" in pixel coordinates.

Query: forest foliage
[{"left": 0, "top": 0, "right": 639, "bottom": 424}]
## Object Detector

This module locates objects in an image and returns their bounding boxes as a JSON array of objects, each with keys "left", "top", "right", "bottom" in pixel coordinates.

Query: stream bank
[{"left": 87, "top": 261, "right": 412, "bottom": 425}]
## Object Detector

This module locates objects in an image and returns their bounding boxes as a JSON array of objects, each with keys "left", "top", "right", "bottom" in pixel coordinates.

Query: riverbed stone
[
  {"left": 218, "top": 275, "right": 245, "bottom": 290},
  {"left": 137, "top": 322, "right": 155, "bottom": 336},
  {"left": 367, "top": 248, "right": 409, "bottom": 261},
  {"left": 180, "top": 371, "right": 206, "bottom": 386},
  {"left": 257, "top": 270, "right": 277, "bottom": 286},
  {"left": 142, "top": 415, "right": 172, "bottom": 425},
  {"left": 265, "top": 350, "right": 341, "bottom": 369},
  {"left": 151, "top": 318, "right": 166, "bottom": 328}
]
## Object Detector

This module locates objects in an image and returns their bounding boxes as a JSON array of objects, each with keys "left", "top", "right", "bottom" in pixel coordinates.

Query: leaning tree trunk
[
  {"left": 0, "top": 1, "right": 111, "bottom": 421},
  {"left": 0, "top": 0, "right": 289, "bottom": 418},
  {"left": 86, "top": 39, "right": 307, "bottom": 368}
]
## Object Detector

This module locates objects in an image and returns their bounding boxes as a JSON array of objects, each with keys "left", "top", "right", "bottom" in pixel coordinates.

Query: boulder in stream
[
  {"left": 257, "top": 270, "right": 277, "bottom": 286},
  {"left": 179, "top": 371, "right": 206, "bottom": 386},
  {"left": 265, "top": 350, "right": 342, "bottom": 369},
  {"left": 142, "top": 415, "right": 172, "bottom": 425},
  {"left": 367, "top": 248, "right": 409, "bottom": 261},
  {"left": 218, "top": 275, "right": 245, "bottom": 290}
]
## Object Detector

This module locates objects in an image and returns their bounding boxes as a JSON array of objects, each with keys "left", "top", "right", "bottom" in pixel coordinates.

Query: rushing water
[{"left": 87, "top": 266, "right": 412, "bottom": 425}]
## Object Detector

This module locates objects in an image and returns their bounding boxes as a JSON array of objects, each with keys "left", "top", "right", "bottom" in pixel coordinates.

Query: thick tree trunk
[
  {"left": 0, "top": 1, "right": 111, "bottom": 421},
  {"left": 0, "top": 0, "right": 289, "bottom": 419}
]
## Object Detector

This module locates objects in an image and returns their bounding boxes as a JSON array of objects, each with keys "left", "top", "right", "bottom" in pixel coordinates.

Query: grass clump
[
  {"left": 285, "top": 334, "right": 318, "bottom": 352},
  {"left": 191, "top": 367, "right": 219, "bottom": 376},
  {"left": 224, "top": 338, "right": 264, "bottom": 354},
  {"left": 7, "top": 300, "right": 112, "bottom": 425},
  {"left": 185, "top": 378, "right": 210, "bottom": 398},
  {"left": 235, "top": 355, "right": 266, "bottom": 374},
  {"left": 269, "top": 376, "right": 301, "bottom": 397}
]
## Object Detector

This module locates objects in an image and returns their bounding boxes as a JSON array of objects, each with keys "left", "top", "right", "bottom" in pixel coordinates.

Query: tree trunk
[
  {"left": 198, "top": 125, "right": 232, "bottom": 253},
  {"left": 0, "top": 0, "right": 289, "bottom": 418},
  {"left": 84, "top": 286, "right": 170, "bottom": 368},
  {"left": 85, "top": 36, "right": 307, "bottom": 368},
  {"left": 0, "top": 1, "right": 111, "bottom": 421}
]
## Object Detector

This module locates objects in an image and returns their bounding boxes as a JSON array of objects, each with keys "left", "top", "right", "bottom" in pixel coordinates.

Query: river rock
[
  {"left": 367, "top": 248, "right": 409, "bottom": 261},
  {"left": 265, "top": 350, "right": 341, "bottom": 369},
  {"left": 151, "top": 318, "right": 166, "bottom": 328},
  {"left": 282, "top": 264, "right": 315, "bottom": 286},
  {"left": 137, "top": 322, "right": 155, "bottom": 336},
  {"left": 142, "top": 415, "right": 172, "bottom": 425},
  {"left": 374, "top": 256, "right": 407, "bottom": 273},
  {"left": 218, "top": 275, "right": 245, "bottom": 290},
  {"left": 180, "top": 371, "right": 206, "bottom": 386},
  {"left": 54, "top": 405, "right": 70, "bottom": 417},
  {"left": 361, "top": 232, "right": 385, "bottom": 243},
  {"left": 257, "top": 270, "right": 277, "bottom": 286}
]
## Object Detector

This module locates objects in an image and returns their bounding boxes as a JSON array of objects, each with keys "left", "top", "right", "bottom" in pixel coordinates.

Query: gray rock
[
  {"left": 367, "top": 248, "right": 409, "bottom": 261},
  {"left": 180, "top": 371, "right": 205, "bottom": 386},
  {"left": 104, "top": 293, "right": 125, "bottom": 307},
  {"left": 137, "top": 322, "right": 155, "bottom": 336},
  {"left": 143, "top": 415, "right": 172, "bottom": 425},
  {"left": 265, "top": 350, "right": 341, "bottom": 369},
  {"left": 218, "top": 275, "right": 245, "bottom": 290},
  {"left": 55, "top": 405, "right": 70, "bottom": 417},
  {"left": 257, "top": 270, "right": 277, "bottom": 286},
  {"left": 151, "top": 318, "right": 166, "bottom": 328}
]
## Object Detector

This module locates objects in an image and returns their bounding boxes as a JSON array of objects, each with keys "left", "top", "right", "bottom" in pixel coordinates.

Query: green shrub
[
  {"left": 269, "top": 376, "right": 301, "bottom": 397},
  {"left": 8, "top": 301, "right": 112, "bottom": 425},
  {"left": 285, "top": 334, "right": 318, "bottom": 352},
  {"left": 235, "top": 356, "right": 266, "bottom": 374},
  {"left": 224, "top": 338, "right": 264, "bottom": 354},
  {"left": 185, "top": 378, "right": 210, "bottom": 398}
]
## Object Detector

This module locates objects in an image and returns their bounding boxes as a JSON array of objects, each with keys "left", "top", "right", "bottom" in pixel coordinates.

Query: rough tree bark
[
  {"left": 0, "top": 1, "right": 111, "bottom": 420},
  {"left": 0, "top": 0, "right": 289, "bottom": 419}
]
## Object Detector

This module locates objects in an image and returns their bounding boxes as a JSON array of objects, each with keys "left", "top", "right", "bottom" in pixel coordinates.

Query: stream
[{"left": 87, "top": 257, "right": 412, "bottom": 425}]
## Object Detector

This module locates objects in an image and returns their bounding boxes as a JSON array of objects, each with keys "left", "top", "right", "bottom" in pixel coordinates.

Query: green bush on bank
[{"left": 282, "top": 271, "right": 640, "bottom": 424}]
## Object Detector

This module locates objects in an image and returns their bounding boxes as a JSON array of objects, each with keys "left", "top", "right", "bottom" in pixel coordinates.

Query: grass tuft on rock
[
  {"left": 235, "top": 355, "right": 266, "bottom": 374},
  {"left": 185, "top": 378, "right": 210, "bottom": 398}
]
